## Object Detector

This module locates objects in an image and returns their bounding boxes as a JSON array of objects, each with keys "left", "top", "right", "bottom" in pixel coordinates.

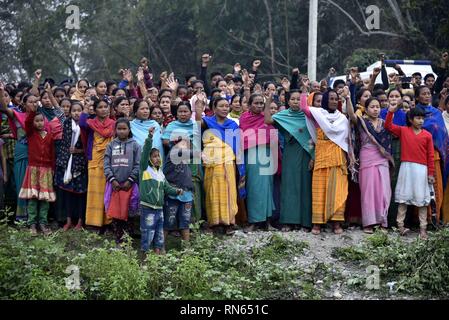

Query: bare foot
[
  {"left": 363, "top": 227, "right": 374, "bottom": 234},
  {"left": 311, "top": 225, "right": 321, "bottom": 235},
  {"left": 333, "top": 223, "right": 343, "bottom": 235},
  {"left": 419, "top": 229, "right": 428, "bottom": 240}
]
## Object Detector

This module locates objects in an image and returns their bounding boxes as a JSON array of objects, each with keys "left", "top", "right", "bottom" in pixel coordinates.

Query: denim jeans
[
  {"left": 140, "top": 206, "right": 164, "bottom": 251},
  {"left": 163, "top": 198, "right": 192, "bottom": 231}
]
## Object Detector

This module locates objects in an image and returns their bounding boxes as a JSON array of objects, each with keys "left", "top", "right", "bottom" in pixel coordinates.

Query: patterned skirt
[{"left": 19, "top": 166, "right": 56, "bottom": 202}]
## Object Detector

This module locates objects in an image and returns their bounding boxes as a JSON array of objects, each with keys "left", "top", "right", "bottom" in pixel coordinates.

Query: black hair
[
  {"left": 210, "top": 71, "right": 223, "bottom": 80},
  {"left": 44, "top": 78, "right": 56, "bottom": 88},
  {"left": 248, "top": 93, "right": 264, "bottom": 106},
  {"left": 415, "top": 85, "right": 430, "bottom": 101},
  {"left": 17, "top": 81, "right": 32, "bottom": 92},
  {"left": 263, "top": 81, "right": 276, "bottom": 91},
  {"left": 22, "top": 93, "right": 34, "bottom": 105},
  {"left": 77, "top": 79, "right": 90, "bottom": 87},
  {"left": 445, "top": 95, "right": 449, "bottom": 106},
  {"left": 185, "top": 73, "right": 196, "bottom": 84},
  {"left": 233, "top": 76, "right": 243, "bottom": 84},
  {"left": 173, "top": 101, "right": 192, "bottom": 118},
  {"left": 212, "top": 96, "right": 227, "bottom": 109},
  {"left": 176, "top": 85, "right": 188, "bottom": 95},
  {"left": 69, "top": 99, "right": 83, "bottom": 114},
  {"left": 158, "top": 89, "right": 172, "bottom": 100},
  {"left": 92, "top": 96, "right": 109, "bottom": 111},
  {"left": 113, "top": 96, "right": 130, "bottom": 109},
  {"left": 210, "top": 88, "right": 221, "bottom": 97},
  {"left": 112, "top": 87, "right": 128, "bottom": 97},
  {"left": 59, "top": 97, "right": 72, "bottom": 107},
  {"left": 406, "top": 106, "right": 426, "bottom": 127},
  {"left": 424, "top": 73, "right": 435, "bottom": 82},
  {"left": 94, "top": 80, "right": 107, "bottom": 88},
  {"left": 287, "top": 89, "right": 301, "bottom": 105},
  {"left": 373, "top": 84, "right": 385, "bottom": 92},
  {"left": 373, "top": 89, "right": 386, "bottom": 98},
  {"left": 53, "top": 87, "right": 67, "bottom": 97},
  {"left": 132, "top": 99, "right": 148, "bottom": 115},
  {"left": 231, "top": 94, "right": 243, "bottom": 105},
  {"left": 412, "top": 72, "right": 422, "bottom": 77},
  {"left": 10, "top": 88, "right": 22, "bottom": 99},
  {"left": 106, "top": 80, "right": 117, "bottom": 94},
  {"left": 364, "top": 97, "right": 380, "bottom": 109},
  {"left": 191, "top": 80, "right": 204, "bottom": 88},
  {"left": 115, "top": 118, "right": 133, "bottom": 138},
  {"left": 356, "top": 88, "right": 371, "bottom": 105},
  {"left": 333, "top": 79, "right": 346, "bottom": 90},
  {"left": 387, "top": 88, "right": 403, "bottom": 98}
]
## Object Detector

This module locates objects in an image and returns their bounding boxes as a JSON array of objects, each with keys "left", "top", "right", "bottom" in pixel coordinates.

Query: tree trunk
[{"left": 263, "top": 0, "right": 276, "bottom": 74}]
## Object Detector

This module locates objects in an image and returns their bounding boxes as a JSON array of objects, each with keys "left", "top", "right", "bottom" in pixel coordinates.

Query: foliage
[{"left": 333, "top": 228, "right": 449, "bottom": 297}]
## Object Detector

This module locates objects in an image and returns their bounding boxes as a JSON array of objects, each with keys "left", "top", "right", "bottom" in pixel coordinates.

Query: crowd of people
[{"left": 0, "top": 51, "right": 449, "bottom": 253}]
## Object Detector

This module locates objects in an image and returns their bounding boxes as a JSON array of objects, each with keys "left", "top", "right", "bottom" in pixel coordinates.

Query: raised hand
[
  {"left": 166, "top": 76, "right": 179, "bottom": 92},
  {"left": 148, "top": 126, "right": 156, "bottom": 137},
  {"left": 44, "top": 82, "right": 52, "bottom": 93},
  {"left": 292, "top": 68, "right": 300, "bottom": 75},
  {"left": 160, "top": 71, "right": 168, "bottom": 82},
  {"left": 34, "top": 69, "right": 42, "bottom": 80},
  {"left": 234, "top": 63, "right": 242, "bottom": 73},
  {"left": 373, "top": 67, "right": 381, "bottom": 77},
  {"left": 442, "top": 52, "right": 449, "bottom": 63},
  {"left": 0, "top": 81, "right": 5, "bottom": 92},
  {"left": 241, "top": 69, "right": 250, "bottom": 85},
  {"left": 341, "top": 86, "right": 351, "bottom": 99},
  {"left": 137, "top": 68, "right": 144, "bottom": 82},
  {"left": 328, "top": 67, "right": 336, "bottom": 76},
  {"left": 281, "top": 78, "right": 290, "bottom": 92},
  {"left": 124, "top": 69, "right": 133, "bottom": 82},
  {"left": 252, "top": 60, "right": 261, "bottom": 69},
  {"left": 202, "top": 53, "right": 211, "bottom": 65}
]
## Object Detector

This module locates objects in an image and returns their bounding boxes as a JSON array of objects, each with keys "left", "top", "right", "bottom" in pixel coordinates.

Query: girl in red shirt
[
  {"left": 385, "top": 105, "right": 435, "bottom": 240},
  {"left": 19, "top": 107, "right": 60, "bottom": 236}
]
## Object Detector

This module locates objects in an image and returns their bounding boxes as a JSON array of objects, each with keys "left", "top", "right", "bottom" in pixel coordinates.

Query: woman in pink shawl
[{"left": 240, "top": 93, "right": 279, "bottom": 232}]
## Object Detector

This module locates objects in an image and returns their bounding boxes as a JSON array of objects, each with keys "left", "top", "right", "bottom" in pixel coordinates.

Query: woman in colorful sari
[
  {"left": 0, "top": 93, "right": 37, "bottom": 219},
  {"left": 80, "top": 97, "right": 115, "bottom": 229},
  {"left": 194, "top": 94, "right": 245, "bottom": 235},
  {"left": 347, "top": 95, "right": 394, "bottom": 233},
  {"left": 301, "top": 90, "right": 350, "bottom": 235},
  {"left": 162, "top": 101, "right": 202, "bottom": 223},
  {"left": 240, "top": 93, "right": 277, "bottom": 232},
  {"left": 416, "top": 86, "right": 449, "bottom": 225},
  {"left": 264, "top": 90, "right": 315, "bottom": 231}
]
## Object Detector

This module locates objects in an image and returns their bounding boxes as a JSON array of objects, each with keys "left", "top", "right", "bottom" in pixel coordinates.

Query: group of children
[{"left": 0, "top": 52, "right": 448, "bottom": 253}]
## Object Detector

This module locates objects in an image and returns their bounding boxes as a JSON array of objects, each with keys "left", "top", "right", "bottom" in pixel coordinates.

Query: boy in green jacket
[{"left": 140, "top": 127, "right": 183, "bottom": 254}]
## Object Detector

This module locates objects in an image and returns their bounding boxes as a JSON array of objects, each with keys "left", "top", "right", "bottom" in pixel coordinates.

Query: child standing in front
[
  {"left": 104, "top": 118, "right": 141, "bottom": 243},
  {"left": 19, "top": 108, "right": 60, "bottom": 236},
  {"left": 385, "top": 105, "right": 435, "bottom": 239},
  {"left": 140, "top": 127, "right": 182, "bottom": 254}
]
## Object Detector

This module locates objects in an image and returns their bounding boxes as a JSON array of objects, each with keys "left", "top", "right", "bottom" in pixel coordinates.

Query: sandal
[{"left": 363, "top": 227, "right": 374, "bottom": 234}]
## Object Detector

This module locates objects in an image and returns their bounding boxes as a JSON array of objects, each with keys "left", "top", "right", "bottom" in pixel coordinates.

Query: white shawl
[
  {"left": 63, "top": 119, "right": 81, "bottom": 184},
  {"left": 309, "top": 107, "right": 349, "bottom": 153}
]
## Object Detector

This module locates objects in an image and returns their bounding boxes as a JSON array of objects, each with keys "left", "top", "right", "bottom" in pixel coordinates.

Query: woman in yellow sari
[
  {"left": 301, "top": 90, "right": 350, "bottom": 235},
  {"left": 194, "top": 94, "right": 245, "bottom": 235},
  {"left": 80, "top": 97, "right": 115, "bottom": 228}
]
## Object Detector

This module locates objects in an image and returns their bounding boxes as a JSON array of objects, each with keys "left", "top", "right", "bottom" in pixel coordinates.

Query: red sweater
[
  {"left": 385, "top": 111, "right": 435, "bottom": 176},
  {"left": 25, "top": 111, "right": 56, "bottom": 168}
]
